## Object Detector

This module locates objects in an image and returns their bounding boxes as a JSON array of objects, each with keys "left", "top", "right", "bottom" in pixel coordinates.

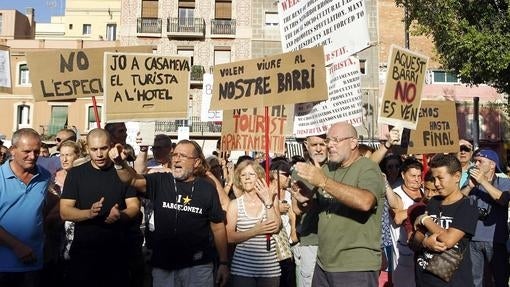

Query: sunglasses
[{"left": 460, "top": 145, "right": 472, "bottom": 153}]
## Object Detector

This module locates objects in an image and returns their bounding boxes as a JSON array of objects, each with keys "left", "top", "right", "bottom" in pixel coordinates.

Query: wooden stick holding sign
[
  {"left": 264, "top": 106, "right": 271, "bottom": 251},
  {"left": 91, "top": 96, "right": 101, "bottom": 128}
]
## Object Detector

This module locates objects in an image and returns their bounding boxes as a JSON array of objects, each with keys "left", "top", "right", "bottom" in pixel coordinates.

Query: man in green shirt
[{"left": 294, "top": 122, "right": 385, "bottom": 287}]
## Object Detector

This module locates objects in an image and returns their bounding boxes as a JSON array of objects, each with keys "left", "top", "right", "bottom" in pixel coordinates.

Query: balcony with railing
[
  {"left": 155, "top": 117, "right": 222, "bottom": 136},
  {"left": 137, "top": 18, "right": 162, "bottom": 37},
  {"left": 167, "top": 17, "right": 205, "bottom": 38},
  {"left": 210, "top": 19, "right": 236, "bottom": 38}
]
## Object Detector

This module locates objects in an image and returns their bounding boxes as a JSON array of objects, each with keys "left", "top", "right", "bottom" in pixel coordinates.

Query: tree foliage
[{"left": 396, "top": 0, "right": 510, "bottom": 94}]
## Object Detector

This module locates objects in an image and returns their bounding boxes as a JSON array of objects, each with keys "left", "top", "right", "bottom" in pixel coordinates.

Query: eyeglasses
[
  {"left": 171, "top": 152, "right": 197, "bottom": 160},
  {"left": 460, "top": 145, "right": 472, "bottom": 153},
  {"left": 324, "top": 136, "right": 353, "bottom": 145},
  {"left": 240, "top": 172, "right": 257, "bottom": 178}
]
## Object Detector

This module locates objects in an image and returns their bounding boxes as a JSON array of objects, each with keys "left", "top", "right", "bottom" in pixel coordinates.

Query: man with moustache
[
  {"left": 60, "top": 128, "right": 140, "bottom": 287},
  {"left": 109, "top": 139, "right": 229, "bottom": 287},
  {"left": 294, "top": 122, "right": 385, "bottom": 287}
]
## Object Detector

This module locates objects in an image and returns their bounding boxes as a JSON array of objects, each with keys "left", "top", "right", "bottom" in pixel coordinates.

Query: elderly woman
[
  {"left": 43, "top": 140, "right": 82, "bottom": 285},
  {"left": 226, "top": 160, "right": 281, "bottom": 287}
]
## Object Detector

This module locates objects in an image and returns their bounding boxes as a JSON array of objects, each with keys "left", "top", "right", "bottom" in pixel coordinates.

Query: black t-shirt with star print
[{"left": 144, "top": 173, "right": 224, "bottom": 271}]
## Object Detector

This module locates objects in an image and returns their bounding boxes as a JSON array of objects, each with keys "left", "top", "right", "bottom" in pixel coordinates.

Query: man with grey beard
[{"left": 109, "top": 139, "right": 229, "bottom": 287}]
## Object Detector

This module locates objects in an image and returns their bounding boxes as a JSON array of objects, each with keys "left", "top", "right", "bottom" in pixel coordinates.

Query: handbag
[
  {"left": 425, "top": 245, "right": 464, "bottom": 282},
  {"left": 273, "top": 227, "right": 293, "bottom": 261}
]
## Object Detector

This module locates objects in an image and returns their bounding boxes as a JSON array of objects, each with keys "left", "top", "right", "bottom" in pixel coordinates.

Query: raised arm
[{"left": 109, "top": 143, "right": 147, "bottom": 193}]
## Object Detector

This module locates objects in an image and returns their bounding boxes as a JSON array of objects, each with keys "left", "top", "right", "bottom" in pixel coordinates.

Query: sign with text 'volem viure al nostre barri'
[{"left": 210, "top": 46, "right": 328, "bottom": 111}]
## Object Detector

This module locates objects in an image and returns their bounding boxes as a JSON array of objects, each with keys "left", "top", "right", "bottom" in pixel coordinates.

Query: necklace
[
  {"left": 172, "top": 177, "right": 196, "bottom": 235},
  {"left": 173, "top": 177, "right": 195, "bottom": 205}
]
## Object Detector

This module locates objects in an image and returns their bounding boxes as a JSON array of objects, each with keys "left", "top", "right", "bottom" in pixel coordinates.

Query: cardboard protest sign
[
  {"left": 407, "top": 100, "right": 459, "bottom": 154},
  {"left": 210, "top": 47, "right": 327, "bottom": 110},
  {"left": 104, "top": 52, "right": 190, "bottom": 122},
  {"left": 220, "top": 105, "right": 293, "bottom": 154},
  {"left": 379, "top": 45, "right": 428, "bottom": 130},
  {"left": 139, "top": 122, "right": 156, "bottom": 146},
  {"left": 200, "top": 73, "right": 222, "bottom": 122},
  {"left": 0, "top": 46, "right": 11, "bottom": 92},
  {"left": 26, "top": 46, "right": 152, "bottom": 101},
  {"left": 278, "top": 0, "right": 370, "bottom": 65},
  {"left": 293, "top": 56, "right": 363, "bottom": 137}
]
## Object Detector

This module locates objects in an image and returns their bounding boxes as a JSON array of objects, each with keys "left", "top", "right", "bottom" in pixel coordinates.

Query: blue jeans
[{"left": 470, "top": 241, "right": 509, "bottom": 287}]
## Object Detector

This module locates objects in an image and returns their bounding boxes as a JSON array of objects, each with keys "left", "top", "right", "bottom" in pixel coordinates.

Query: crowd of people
[{"left": 0, "top": 122, "right": 509, "bottom": 287}]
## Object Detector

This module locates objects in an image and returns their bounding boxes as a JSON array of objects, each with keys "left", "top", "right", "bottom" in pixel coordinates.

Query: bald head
[
  {"left": 329, "top": 122, "right": 358, "bottom": 138},
  {"left": 87, "top": 128, "right": 111, "bottom": 145}
]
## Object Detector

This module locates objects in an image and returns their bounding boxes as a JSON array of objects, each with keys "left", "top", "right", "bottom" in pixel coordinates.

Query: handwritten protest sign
[
  {"left": 278, "top": 0, "right": 370, "bottom": 65},
  {"left": 0, "top": 46, "right": 11, "bottom": 92},
  {"left": 104, "top": 52, "right": 190, "bottom": 122},
  {"left": 379, "top": 45, "right": 428, "bottom": 130},
  {"left": 26, "top": 46, "right": 152, "bottom": 102},
  {"left": 210, "top": 47, "right": 327, "bottom": 110},
  {"left": 407, "top": 100, "right": 459, "bottom": 154},
  {"left": 220, "top": 105, "right": 293, "bottom": 154},
  {"left": 200, "top": 73, "right": 222, "bottom": 122},
  {"left": 293, "top": 56, "right": 363, "bottom": 137}
]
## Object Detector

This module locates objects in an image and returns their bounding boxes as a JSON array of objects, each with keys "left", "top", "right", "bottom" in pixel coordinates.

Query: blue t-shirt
[
  {"left": 470, "top": 176, "right": 510, "bottom": 243},
  {"left": 0, "top": 161, "right": 51, "bottom": 271}
]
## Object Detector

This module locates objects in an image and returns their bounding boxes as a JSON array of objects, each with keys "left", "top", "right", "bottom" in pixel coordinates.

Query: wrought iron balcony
[
  {"left": 167, "top": 17, "right": 205, "bottom": 38},
  {"left": 137, "top": 18, "right": 162, "bottom": 34},
  {"left": 211, "top": 19, "right": 236, "bottom": 36},
  {"left": 155, "top": 117, "right": 222, "bottom": 134}
]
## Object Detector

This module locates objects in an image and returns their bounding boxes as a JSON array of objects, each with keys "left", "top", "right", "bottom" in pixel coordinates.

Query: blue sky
[{"left": 2, "top": 0, "right": 65, "bottom": 23}]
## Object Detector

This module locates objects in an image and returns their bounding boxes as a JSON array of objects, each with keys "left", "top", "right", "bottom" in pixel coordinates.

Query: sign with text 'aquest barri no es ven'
[
  {"left": 379, "top": 45, "right": 429, "bottom": 130},
  {"left": 26, "top": 45, "right": 152, "bottom": 102},
  {"left": 210, "top": 46, "right": 327, "bottom": 111}
]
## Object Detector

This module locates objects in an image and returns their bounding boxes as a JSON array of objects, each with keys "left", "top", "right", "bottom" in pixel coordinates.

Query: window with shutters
[
  {"left": 49, "top": 106, "right": 69, "bottom": 135},
  {"left": 87, "top": 105, "right": 102, "bottom": 130},
  {"left": 215, "top": 0, "right": 232, "bottom": 19},
  {"left": 142, "top": 0, "right": 159, "bottom": 18},
  {"left": 177, "top": 48, "right": 194, "bottom": 66},
  {"left": 214, "top": 48, "right": 231, "bottom": 65}
]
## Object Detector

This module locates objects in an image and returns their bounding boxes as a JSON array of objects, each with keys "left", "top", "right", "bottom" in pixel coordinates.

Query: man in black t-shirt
[
  {"left": 60, "top": 128, "right": 140, "bottom": 287},
  {"left": 109, "top": 139, "right": 230, "bottom": 287}
]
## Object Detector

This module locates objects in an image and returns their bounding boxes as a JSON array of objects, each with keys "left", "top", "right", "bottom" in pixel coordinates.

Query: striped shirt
[{"left": 230, "top": 196, "right": 281, "bottom": 278}]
